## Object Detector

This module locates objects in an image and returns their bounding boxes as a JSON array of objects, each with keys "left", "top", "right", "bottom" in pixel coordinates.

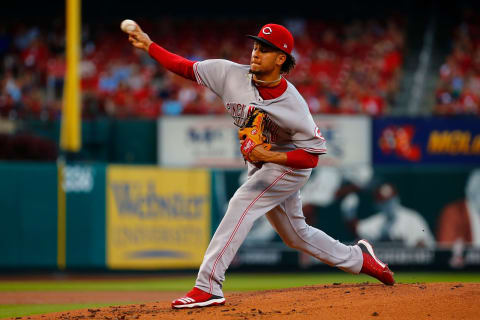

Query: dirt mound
[
  {"left": 0, "top": 291, "right": 184, "bottom": 305},
  {"left": 16, "top": 283, "right": 480, "bottom": 320}
]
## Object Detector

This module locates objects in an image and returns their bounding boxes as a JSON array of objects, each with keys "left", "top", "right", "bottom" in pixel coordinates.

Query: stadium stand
[
  {"left": 0, "top": 17, "right": 405, "bottom": 120},
  {"left": 434, "top": 10, "right": 480, "bottom": 116}
]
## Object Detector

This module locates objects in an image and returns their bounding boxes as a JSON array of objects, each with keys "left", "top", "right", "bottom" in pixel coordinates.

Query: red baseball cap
[{"left": 247, "top": 23, "right": 294, "bottom": 57}]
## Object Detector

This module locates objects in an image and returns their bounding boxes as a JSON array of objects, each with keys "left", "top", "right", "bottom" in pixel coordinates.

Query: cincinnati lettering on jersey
[
  {"left": 263, "top": 116, "right": 280, "bottom": 143},
  {"left": 226, "top": 102, "right": 280, "bottom": 143},
  {"left": 226, "top": 102, "right": 253, "bottom": 127}
]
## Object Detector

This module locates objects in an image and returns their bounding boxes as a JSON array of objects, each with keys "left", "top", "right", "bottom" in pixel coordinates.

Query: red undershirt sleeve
[
  {"left": 285, "top": 149, "right": 319, "bottom": 169},
  {"left": 148, "top": 42, "right": 196, "bottom": 81}
]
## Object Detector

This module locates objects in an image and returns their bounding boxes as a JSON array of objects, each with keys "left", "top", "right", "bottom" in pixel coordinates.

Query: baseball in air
[{"left": 120, "top": 19, "right": 137, "bottom": 33}]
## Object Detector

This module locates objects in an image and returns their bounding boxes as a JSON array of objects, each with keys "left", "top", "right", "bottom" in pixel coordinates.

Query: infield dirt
[{"left": 8, "top": 282, "right": 480, "bottom": 319}]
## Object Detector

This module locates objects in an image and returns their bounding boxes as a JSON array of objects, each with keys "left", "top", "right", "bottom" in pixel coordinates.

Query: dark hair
[
  {"left": 255, "top": 40, "right": 296, "bottom": 74},
  {"left": 281, "top": 54, "right": 296, "bottom": 74}
]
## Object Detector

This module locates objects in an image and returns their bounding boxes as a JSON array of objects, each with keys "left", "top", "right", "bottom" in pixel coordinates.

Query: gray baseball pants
[{"left": 195, "top": 162, "right": 363, "bottom": 297}]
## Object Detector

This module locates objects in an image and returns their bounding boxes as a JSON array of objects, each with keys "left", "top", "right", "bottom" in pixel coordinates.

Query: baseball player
[{"left": 126, "top": 22, "right": 395, "bottom": 309}]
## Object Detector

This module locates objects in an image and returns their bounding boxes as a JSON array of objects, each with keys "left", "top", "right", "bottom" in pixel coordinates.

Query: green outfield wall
[
  {"left": 0, "top": 162, "right": 106, "bottom": 269},
  {"left": 65, "top": 164, "right": 106, "bottom": 268},
  {"left": 0, "top": 162, "right": 58, "bottom": 268},
  {"left": 0, "top": 162, "right": 479, "bottom": 271},
  {"left": 25, "top": 119, "right": 157, "bottom": 164}
]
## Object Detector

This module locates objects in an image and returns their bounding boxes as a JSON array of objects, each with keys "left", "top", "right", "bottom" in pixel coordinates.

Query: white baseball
[{"left": 120, "top": 19, "right": 137, "bottom": 33}]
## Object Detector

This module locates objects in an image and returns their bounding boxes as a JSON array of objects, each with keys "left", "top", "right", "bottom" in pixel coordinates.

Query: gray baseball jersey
[
  {"left": 194, "top": 59, "right": 327, "bottom": 154},
  {"left": 192, "top": 59, "right": 362, "bottom": 296}
]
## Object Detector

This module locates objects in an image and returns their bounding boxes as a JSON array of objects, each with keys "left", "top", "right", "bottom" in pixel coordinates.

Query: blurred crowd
[
  {"left": 435, "top": 11, "right": 480, "bottom": 116},
  {"left": 0, "top": 17, "right": 405, "bottom": 120}
]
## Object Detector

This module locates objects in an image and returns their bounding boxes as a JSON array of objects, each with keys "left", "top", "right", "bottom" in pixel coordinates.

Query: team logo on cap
[{"left": 262, "top": 27, "right": 272, "bottom": 35}]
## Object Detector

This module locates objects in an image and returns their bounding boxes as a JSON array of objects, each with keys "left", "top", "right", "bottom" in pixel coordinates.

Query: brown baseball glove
[{"left": 238, "top": 109, "right": 271, "bottom": 163}]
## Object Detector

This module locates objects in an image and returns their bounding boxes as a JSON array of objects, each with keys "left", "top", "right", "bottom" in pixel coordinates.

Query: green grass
[
  {"left": 0, "top": 272, "right": 479, "bottom": 319},
  {"left": 0, "top": 272, "right": 478, "bottom": 292},
  {"left": 0, "top": 303, "right": 121, "bottom": 319}
]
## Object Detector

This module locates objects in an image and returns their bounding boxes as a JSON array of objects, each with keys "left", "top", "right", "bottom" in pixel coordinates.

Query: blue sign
[{"left": 373, "top": 117, "right": 480, "bottom": 164}]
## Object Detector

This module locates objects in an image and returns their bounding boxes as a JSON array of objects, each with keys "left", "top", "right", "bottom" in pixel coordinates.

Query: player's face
[{"left": 250, "top": 42, "right": 285, "bottom": 75}]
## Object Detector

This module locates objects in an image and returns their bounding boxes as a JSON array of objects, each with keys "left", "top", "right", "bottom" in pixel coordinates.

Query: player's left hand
[
  {"left": 239, "top": 139, "right": 270, "bottom": 163},
  {"left": 248, "top": 144, "right": 272, "bottom": 163}
]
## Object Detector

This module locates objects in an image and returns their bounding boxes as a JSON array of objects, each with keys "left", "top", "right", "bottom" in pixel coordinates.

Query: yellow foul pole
[
  {"left": 58, "top": 0, "right": 81, "bottom": 270},
  {"left": 61, "top": 0, "right": 81, "bottom": 152}
]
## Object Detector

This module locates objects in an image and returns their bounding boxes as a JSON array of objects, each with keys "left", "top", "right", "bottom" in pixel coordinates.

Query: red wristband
[{"left": 285, "top": 149, "right": 319, "bottom": 169}]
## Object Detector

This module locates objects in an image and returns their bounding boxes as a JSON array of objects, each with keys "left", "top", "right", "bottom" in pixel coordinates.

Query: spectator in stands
[
  {"left": 0, "top": 17, "right": 405, "bottom": 120},
  {"left": 435, "top": 11, "right": 480, "bottom": 116}
]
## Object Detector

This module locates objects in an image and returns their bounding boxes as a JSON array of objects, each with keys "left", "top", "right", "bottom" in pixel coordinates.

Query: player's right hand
[{"left": 127, "top": 25, "right": 153, "bottom": 52}]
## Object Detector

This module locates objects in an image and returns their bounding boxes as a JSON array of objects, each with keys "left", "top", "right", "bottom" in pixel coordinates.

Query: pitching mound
[{"left": 19, "top": 283, "right": 480, "bottom": 320}]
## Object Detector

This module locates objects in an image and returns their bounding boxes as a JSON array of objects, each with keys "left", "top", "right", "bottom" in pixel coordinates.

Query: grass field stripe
[{"left": 208, "top": 169, "right": 292, "bottom": 294}]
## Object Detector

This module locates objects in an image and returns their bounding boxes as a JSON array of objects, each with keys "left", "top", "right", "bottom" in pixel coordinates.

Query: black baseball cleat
[{"left": 357, "top": 239, "right": 395, "bottom": 286}]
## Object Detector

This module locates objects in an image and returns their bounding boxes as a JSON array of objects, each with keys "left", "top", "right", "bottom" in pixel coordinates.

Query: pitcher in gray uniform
[{"left": 126, "top": 22, "right": 395, "bottom": 309}]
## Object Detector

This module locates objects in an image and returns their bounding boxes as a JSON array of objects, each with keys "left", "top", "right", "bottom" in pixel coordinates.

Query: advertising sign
[
  {"left": 373, "top": 117, "right": 480, "bottom": 164},
  {"left": 159, "top": 116, "right": 243, "bottom": 168},
  {"left": 312, "top": 115, "right": 371, "bottom": 166},
  {"left": 159, "top": 115, "right": 371, "bottom": 168},
  {"left": 106, "top": 166, "right": 211, "bottom": 269}
]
